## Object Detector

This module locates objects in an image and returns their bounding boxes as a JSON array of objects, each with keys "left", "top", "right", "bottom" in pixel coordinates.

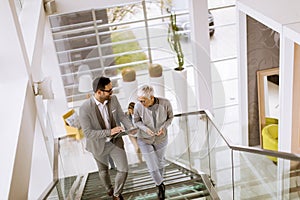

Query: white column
[
  {"left": 277, "top": 31, "right": 294, "bottom": 200},
  {"left": 236, "top": 7, "right": 249, "bottom": 146},
  {"left": 279, "top": 36, "right": 294, "bottom": 153},
  {"left": 121, "top": 80, "right": 138, "bottom": 105},
  {"left": 149, "top": 76, "right": 165, "bottom": 97},
  {"left": 188, "top": 0, "right": 213, "bottom": 112}
]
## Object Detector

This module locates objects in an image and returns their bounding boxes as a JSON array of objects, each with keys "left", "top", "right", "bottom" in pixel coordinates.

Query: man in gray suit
[{"left": 79, "top": 76, "right": 134, "bottom": 200}]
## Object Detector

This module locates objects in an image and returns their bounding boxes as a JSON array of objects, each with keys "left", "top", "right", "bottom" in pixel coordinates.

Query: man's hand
[
  {"left": 156, "top": 128, "right": 165, "bottom": 136},
  {"left": 111, "top": 126, "right": 124, "bottom": 136}
]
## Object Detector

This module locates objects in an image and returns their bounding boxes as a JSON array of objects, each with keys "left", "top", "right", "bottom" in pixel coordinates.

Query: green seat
[{"left": 262, "top": 124, "right": 278, "bottom": 162}]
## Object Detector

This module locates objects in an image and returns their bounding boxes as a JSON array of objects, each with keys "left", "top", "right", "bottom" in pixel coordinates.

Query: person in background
[
  {"left": 79, "top": 76, "right": 136, "bottom": 200},
  {"left": 125, "top": 102, "right": 143, "bottom": 163},
  {"left": 133, "top": 85, "right": 174, "bottom": 200}
]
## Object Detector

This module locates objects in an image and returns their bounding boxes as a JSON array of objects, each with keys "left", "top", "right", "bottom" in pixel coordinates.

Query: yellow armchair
[
  {"left": 262, "top": 124, "right": 278, "bottom": 162},
  {"left": 62, "top": 109, "right": 84, "bottom": 140},
  {"left": 265, "top": 117, "right": 278, "bottom": 127}
]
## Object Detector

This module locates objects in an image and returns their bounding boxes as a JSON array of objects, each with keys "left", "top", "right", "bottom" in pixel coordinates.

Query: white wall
[
  {"left": 0, "top": 0, "right": 55, "bottom": 198},
  {"left": 0, "top": 0, "right": 31, "bottom": 198},
  {"left": 9, "top": 84, "right": 37, "bottom": 199}
]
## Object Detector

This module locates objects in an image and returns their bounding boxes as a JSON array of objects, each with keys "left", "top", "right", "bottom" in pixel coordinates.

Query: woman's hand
[
  {"left": 156, "top": 128, "right": 165, "bottom": 136},
  {"left": 146, "top": 129, "right": 155, "bottom": 136}
]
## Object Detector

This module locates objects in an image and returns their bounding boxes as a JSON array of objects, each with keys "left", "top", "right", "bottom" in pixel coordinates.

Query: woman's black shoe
[{"left": 157, "top": 182, "right": 165, "bottom": 200}]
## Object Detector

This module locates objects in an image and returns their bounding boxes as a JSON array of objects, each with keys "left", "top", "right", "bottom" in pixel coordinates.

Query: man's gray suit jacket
[{"left": 79, "top": 95, "right": 133, "bottom": 157}]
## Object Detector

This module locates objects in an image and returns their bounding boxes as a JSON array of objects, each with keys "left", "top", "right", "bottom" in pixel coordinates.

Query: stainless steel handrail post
[
  {"left": 185, "top": 115, "right": 192, "bottom": 170},
  {"left": 231, "top": 149, "right": 235, "bottom": 200},
  {"left": 206, "top": 115, "right": 212, "bottom": 178}
]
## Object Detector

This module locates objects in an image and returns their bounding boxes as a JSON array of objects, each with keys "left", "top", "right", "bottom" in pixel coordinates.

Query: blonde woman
[{"left": 125, "top": 102, "right": 143, "bottom": 163}]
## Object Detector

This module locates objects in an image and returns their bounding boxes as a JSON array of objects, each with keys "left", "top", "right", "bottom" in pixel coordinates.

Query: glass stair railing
[
  {"left": 168, "top": 110, "right": 300, "bottom": 199},
  {"left": 41, "top": 110, "right": 300, "bottom": 199}
]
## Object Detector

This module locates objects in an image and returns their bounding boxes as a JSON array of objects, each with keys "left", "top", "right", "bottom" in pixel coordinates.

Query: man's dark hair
[
  {"left": 128, "top": 102, "right": 135, "bottom": 110},
  {"left": 92, "top": 76, "right": 111, "bottom": 93}
]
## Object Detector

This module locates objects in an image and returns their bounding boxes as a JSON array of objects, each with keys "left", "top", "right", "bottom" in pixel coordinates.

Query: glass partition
[
  {"left": 47, "top": 0, "right": 193, "bottom": 107},
  {"left": 166, "top": 112, "right": 233, "bottom": 199},
  {"left": 206, "top": 114, "right": 300, "bottom": 199},
  {"left": 206, "top": 117, "right": 234, "bottom": 199},
  {"left": 41, "top": 110, "right": 300, "bottom": 199},
  {"left": 166, "top": 111, "right": 300, "bottom": 199}
]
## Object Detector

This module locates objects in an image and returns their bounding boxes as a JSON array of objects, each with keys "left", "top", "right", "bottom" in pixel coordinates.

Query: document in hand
[
  {"left": 112, "top": 127, "right": 139, "bottom": 139},
  {"left": 127, "top": 127, "right": 139, "bottom": 135}
]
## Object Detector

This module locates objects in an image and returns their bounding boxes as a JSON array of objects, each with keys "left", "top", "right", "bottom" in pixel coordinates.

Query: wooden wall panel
[{"left": 292, "top": 43, "right": 300, "bottom": 153}]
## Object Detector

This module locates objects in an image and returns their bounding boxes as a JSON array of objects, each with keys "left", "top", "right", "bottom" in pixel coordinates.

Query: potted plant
[
  {"left": 168, "top": 10, "right": 185, "bottom": 71},
  {"left": 121, "top": 68, "right": 138, "bottom": 104},
  {"left": 168, "top": 10, "right": 188, "bottom": 112},
  {"left": 148, "top": 63, "right": 165, "bottom": 97}
]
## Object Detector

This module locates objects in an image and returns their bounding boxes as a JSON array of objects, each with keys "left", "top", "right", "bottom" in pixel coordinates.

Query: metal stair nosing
[
  {"left": 123, "top": 177, "right": 204, "bottom": 196},
  {"left": 125, "top": 170, "right": 196, "bottom": 186},
  {"left": 124, "top": 171, "right": 201, "bottom": 192}
]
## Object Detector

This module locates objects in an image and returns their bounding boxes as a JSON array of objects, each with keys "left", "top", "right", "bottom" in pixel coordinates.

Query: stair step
[{"left": 80, "top": 162, "right": 211, "bottom": 200}]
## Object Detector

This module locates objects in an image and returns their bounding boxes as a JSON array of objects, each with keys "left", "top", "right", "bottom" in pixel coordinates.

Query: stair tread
[{"left": 80, "top": 162, "right": 210, "bottom": 200}]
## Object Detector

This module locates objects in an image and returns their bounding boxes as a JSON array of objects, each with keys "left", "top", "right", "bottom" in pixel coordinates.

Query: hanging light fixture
[{"left": 77, "top": 64, "right": 93, "bottom": 93}]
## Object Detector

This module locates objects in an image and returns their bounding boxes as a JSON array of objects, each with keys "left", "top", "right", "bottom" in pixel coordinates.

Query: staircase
[{"left": 51, "top": 162, "right": 217, "bottom": 199}]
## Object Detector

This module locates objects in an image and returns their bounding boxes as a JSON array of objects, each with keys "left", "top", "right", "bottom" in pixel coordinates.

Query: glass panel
[
  {"left": 110, "top": 27, "right": 148, "bottom": 71},
  {"left": 44, "top": 109, "right": 300, "bottom": 199},
  {"left": 46, "top": 185, "right": 59, "bottom": 199},
  {"left": 166, "top": 116, "right": 190, "bottom": 166},
  {"left": 231, "top": 151, "right": 300, "bottom": 199},
  {"left": 167, "top": 114, "right": 228, "bottom": 199},
  {"left": 49, "top": 3, "right": 157, "bottom": 103},
  {"left": 206, "top": 112, "right": 300, "bottom": 199},
  {"left": 45, "top": 177, "right": 78, "bottom": 199},
  {"left": 49, "top": 10, "right": 95, "bottom": 33},
  {"left": 57, "top": 137, "right": 97, "bottom": 179},
  {"left": 187, "top": 114, "right": 209, "bottom": 173},
  {"left": 207, "top": 117, "right": 234, "bottom": 199},
  {"left": 232, "top": 151, "right": 278, "bottom": 199},
  {"left": 210, "top": 24, "right": 237, "bottom": 61}
]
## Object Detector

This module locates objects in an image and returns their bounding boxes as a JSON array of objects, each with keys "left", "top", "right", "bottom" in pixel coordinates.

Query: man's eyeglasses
[{"left": 101, "top": 88, "right": 113, "bottom": 93}]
